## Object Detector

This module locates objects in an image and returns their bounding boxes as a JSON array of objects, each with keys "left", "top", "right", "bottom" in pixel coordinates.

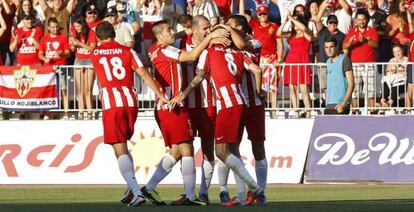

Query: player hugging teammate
[{"left": 91, "top": 16, "right": 269, "bottom": 207}]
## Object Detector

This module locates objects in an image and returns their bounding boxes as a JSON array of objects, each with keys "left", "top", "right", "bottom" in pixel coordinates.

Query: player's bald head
[
  {"left": 151, "top": 20, "right": 169, "bottom": 41},
  {"left": 191, "top": 15, "right": 209, "bottom": 30}
]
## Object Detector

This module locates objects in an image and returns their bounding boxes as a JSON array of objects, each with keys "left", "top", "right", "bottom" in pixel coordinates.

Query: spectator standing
[
  {"left": 38, "top": 17, "right": 70, "bottom": 119},
  {"left": 366, "top": 0, "right": 391, "bottom": 64},
  {"left": 116, "top": 2, "right": 135, "bottom": 35},
  {"left": 386, "top": 0, "right": 413, "bottom": 54},
  {"left": 10, "top": 14, "right": 43, "bottom": 65},
  {"left": 277, "top": 13, "right": 315, "bottom": 118},
  {"left": 70, "top": 17, "right": 97, "bottom": 120},
  {"left": 293, "top": 4, "right": 317, "bottom": 63},
  {"left": 0, "top": 0, "right": 17, "bottom": 65},
  {"left": 343, "top": 10, "right": 379, "bottom": 114},
  {"left": 85, "top": 3, "right": 102, "bottom": 29},
  {"left": 38, "top": 0, "right": 76, "bottom": 36},
  {"left": 318, "top": 0, "right": 352, "bottom": 34},
  {"left": 105, "top": 6, "right": 134, "bottom": 47},
  {"left": 308, "top": 0, "right": 320, "bottom": 27},
  {"left": 324, "top": 36, "right": 354, "bottom": 115},
  {"left": 293, "top": 4, "right": 317, "bottom": 36},
  {"left": 315, "top": 14, "right": 345, "bottom": 102},
  {"left": 270, "top": 0, "right": 306, "bottom": 31},
  {"left": 240, "top": 3, "right": 284, "bottom": 118},
  {"left": 14, "top": 0, "right": 41, "bottom": 28}
]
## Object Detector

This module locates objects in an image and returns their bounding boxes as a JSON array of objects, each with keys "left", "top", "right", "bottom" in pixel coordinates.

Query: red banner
[{"left": 0, "top": 66, "right": 58, "bottom": 110}]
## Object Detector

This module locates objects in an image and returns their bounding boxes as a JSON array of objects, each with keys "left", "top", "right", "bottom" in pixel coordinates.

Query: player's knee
[
  {"left": 215, "top": 145, "right": 228, "bottom": 161},
  {"left": 178, "top": 142, "right": 194, "bottom": 157},
  {"left": 168, "top": 146, "right": 182, "bottom": 160}
]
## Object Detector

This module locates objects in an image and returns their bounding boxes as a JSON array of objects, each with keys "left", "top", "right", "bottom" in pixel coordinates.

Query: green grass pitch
[{"left": 1, "top": 185, "right": 414, "bottom": 212}]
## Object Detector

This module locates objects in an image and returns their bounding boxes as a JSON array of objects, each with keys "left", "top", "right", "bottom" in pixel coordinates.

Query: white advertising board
[{"left": 0, "top": 119, "right": 313, "bottom": 184}]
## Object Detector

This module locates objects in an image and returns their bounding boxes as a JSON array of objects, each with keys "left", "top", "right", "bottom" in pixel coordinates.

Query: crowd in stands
[{"left": 0, "top": 0, "right": 414, "bottom": 119}]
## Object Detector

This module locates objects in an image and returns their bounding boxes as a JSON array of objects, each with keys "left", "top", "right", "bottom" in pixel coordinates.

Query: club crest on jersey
[
  {"left": 269, "top": 27, "right": 274, "bottom": 35},
  {"left": 14, "top": 66, "right": 37, "bottom": 97}
]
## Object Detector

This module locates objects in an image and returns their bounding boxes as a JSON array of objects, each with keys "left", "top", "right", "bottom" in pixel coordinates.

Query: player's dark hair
[
  {"left": 228, "top": 15, "right": 252, "bottom": 35},
  {"left": 324, "top": 36, "right": 337, "bottom": 46},
  {"left": 95, "top": 21, "right": 116, "bottom": 40}
]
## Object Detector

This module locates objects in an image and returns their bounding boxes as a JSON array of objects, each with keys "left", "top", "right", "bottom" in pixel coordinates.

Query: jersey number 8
[{"left": 224, "top": 53, "right": 237, "bottom": 76}]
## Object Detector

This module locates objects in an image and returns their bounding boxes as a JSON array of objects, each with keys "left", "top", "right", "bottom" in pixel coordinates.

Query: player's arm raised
[{"left": 178, "top": 28, "right": 229, "bottom": 62}]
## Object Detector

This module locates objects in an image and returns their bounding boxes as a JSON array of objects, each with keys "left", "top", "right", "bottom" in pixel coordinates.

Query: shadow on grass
[{"left": 1, "top": 199, "right": 414, "bottom": 212}]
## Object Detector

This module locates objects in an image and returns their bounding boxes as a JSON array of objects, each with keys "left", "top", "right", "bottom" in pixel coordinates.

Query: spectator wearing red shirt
[
  {"left": 278, "top": 13, "right": 315, "bottom": 118},
  {"left": 240, "top": 3, "right": 284, "bottom": 118},
  {"left": 386, "top": 0, "right": 414, "bottom": 54},
  {"left": 85, "top": 3, "right": 102, "bottom": 30},
  {"left": 70, "top": 16, "right": 97, "bottom": 120},
  {"left": 343, "top": 10, "right": 379, "bottom": 114},
  {"left": 0, "top": 0, "right": 17, "bottom": 65},
  {"left": 38, "top": 17, "right": 70, "bottom": 119},
  {"left": 9, "top": 14, "right": 43, "bottom": 66}
]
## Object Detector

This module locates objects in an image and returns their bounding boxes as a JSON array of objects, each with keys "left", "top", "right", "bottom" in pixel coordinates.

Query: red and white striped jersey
[
  {"left": 179, "top": 35, "right": 215, "bottom": 108},
  {"left": 148, "top": 44, "right": 185, "bottom": 109},
  {"left": 90, "top": 41, "right": 143, "bottom": 110},
  {"left": 197, "top": 46, "right": 253, "bottom": 111},
  {"left": 242, "top": 38, "right": 263, "bottom": 107}
]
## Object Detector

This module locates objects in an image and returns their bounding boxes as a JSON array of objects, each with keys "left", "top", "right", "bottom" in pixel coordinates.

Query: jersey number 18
[{"left": 99, "top": 56, "right": 126, "bottom": 81}]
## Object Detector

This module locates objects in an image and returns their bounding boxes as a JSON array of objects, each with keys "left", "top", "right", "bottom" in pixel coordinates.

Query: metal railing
[{"left": 2, "top": 62, "right": 413, "bottom": 120}]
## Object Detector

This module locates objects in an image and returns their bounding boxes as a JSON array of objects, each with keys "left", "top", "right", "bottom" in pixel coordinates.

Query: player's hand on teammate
[
  {"left": 210, "top": 37, "right": 231, "bottom": 47},
  {"left": 208, "top": 27, "right": 230, "bottom": 39},
  {"left": 169, "top": 95, "right": 185, "bottom": 110},
  {"left": 158, "top": 96, "right": 171, "bottom": 111},
  {"left": 258, "top": 89, "right": 267, "bottom": 102}
]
